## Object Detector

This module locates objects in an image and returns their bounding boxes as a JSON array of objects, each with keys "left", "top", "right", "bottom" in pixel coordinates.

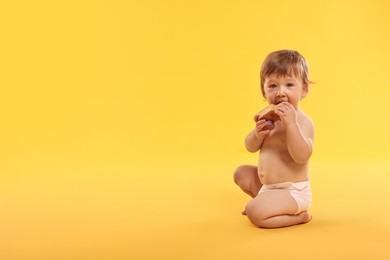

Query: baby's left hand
[{"left": 275, "top": 102, "right": 297, "bottom": 127}]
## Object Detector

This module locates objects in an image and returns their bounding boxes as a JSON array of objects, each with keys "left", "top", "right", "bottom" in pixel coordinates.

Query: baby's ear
[{"left": 301, "top": 84, "right": 309, "bottom": 99}]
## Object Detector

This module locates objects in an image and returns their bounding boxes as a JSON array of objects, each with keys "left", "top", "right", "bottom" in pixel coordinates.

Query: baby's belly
[{"left": 258, "top": 152, "right": 309, "bottom": 184}]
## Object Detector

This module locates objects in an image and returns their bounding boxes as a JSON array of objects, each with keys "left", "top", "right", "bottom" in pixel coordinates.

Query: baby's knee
[
  {"left": 233, "top": 165, "right": 246, "bottom": 185},
  {"left": 245, "top": 202, "right": 266, "bottom": 227}
]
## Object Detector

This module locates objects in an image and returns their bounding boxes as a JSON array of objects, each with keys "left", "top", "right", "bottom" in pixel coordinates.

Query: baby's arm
[
  {"left": 245, "top": 116, "right": 271, "bottom": 153},
  {"left": 275, "top": 102, "right": 314, "bottom": 163},
  {"left": 285, "top": 118, "right": 314, "bottom": 164}
]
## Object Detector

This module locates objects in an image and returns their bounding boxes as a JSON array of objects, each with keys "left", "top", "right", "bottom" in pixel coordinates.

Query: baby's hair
[{"left": 260, "top": 50, "right": 312, "bottom": 97}]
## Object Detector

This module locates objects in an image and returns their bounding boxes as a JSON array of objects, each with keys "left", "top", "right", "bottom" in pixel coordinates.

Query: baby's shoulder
[{"left": 297, "top": 110, "right": 314, "bottom": 127}]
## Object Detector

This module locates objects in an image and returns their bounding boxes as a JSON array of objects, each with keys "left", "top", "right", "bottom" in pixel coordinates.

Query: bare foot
[{"left": 298, "top": 211, "right": 312, "bottom": 224}]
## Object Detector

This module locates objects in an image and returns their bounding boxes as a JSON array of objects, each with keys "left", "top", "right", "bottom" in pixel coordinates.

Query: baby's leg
[
  {"left": 245, "top": 190, "right": 311, "bottom": 228},
  {"left": 233, "top": 165, "right": 262, "bottom": 198}
]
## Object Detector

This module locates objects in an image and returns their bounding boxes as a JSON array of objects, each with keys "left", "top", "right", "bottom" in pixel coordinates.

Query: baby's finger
[
  {"left": 263, "top": 129, "right": 271, "bottom": 134},
  {"left": 259, "top": 129, "right": 271, "bottom": 136},
  {"left": 275, "top": 107, "right": 284, "bottom": 115},
  {"left": 256, "top": 120, "right": 267, "bottom": 129},
  {"left": 256, "top": 124, "right": 267, "bottom": 132},
  {"left": 278, "top": 102, "right": 293, "bottom": 110}
]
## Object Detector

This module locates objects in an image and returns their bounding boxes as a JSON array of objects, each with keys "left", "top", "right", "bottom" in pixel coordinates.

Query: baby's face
[{"left": 263, "top": 73, "right": 308, "bottom": 109}]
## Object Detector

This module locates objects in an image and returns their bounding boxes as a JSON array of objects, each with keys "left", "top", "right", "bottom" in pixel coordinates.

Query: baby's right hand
[{"left": 254, "top": 118, "right": 272, "bottom": 139}]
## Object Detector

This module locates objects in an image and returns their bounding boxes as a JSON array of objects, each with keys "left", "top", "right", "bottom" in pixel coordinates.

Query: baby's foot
[{"left": 298, "top": 211, "right": 312, "bottom": 224}]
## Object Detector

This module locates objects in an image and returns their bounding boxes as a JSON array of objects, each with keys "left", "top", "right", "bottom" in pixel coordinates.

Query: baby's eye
[
  {"left": 286, "top": 83, "right": 294, "bottom": 87},
  {"left": 269, "top": 84, "right": 277, "bottom": 88}
]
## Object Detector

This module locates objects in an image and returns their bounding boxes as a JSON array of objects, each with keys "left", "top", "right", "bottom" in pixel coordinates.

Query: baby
[{"left": 234, "top": 50, "right": 314, "bottom": 228}]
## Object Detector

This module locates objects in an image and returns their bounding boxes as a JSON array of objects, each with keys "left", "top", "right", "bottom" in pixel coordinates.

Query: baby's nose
[{"left": 276, "top": 90, "right": 286, "bottom": 96}]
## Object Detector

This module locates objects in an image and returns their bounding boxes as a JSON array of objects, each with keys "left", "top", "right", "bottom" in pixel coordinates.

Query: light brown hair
[{"left": 260, "top": 50, "right": 311, "bottom": 97}]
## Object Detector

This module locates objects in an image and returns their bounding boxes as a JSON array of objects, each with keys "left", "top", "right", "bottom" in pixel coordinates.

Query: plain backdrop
[{"left": 1, "top": 1, "right": 389, "bottom": 259}]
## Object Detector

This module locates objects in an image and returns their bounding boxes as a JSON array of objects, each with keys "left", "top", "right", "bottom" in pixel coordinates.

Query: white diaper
[{"left": 258, "top": 181, "right": 312, "bottom": 214}]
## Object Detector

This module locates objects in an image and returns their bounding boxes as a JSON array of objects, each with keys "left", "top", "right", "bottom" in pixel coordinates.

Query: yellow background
[{"left": 1, "top": 0, "right": 389, "bottom": 259}]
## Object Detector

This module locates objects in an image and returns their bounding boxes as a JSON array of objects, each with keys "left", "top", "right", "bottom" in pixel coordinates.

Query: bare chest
[{"left": 262, "top": 123, "right": 287, "bottom": 149}]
